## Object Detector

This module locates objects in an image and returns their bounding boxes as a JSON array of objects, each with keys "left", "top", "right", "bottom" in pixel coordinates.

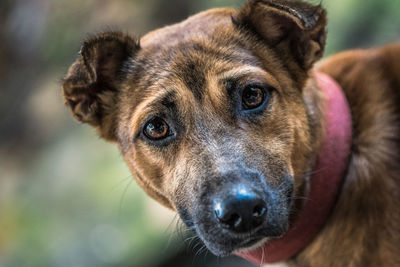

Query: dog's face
[{"left": 63, "top": 0, "right": 326, "bottom": 256}]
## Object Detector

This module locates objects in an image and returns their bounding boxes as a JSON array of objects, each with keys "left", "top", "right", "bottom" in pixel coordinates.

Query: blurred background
[{"left": 0, "top": 0, "right": 399, "bottom": 266}]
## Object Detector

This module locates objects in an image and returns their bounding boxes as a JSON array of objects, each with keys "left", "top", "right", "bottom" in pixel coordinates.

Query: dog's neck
[{"left": 236, "top": 71, "right": 352, "bottom": 265}]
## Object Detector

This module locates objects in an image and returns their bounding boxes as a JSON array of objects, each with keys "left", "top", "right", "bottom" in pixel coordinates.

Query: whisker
[
  {"left": 118, "top": 176, "right": 134, "bottom": 218},
  {"left": 193, "top": 243, "right": 207, "bottom": 262},
  {"left": 261, "top": 243, "right": 265, "bottom": 265},
  {"left": 112, "top": 174, "right": 133, "bottom": 190},
  {"left": 162, "top": 215, "right": 181, "bottom": 253}
]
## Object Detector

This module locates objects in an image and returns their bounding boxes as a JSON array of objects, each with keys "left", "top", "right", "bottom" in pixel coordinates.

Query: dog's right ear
[{"left": 62, "top": 32, "right": 140, "bottom": 141}]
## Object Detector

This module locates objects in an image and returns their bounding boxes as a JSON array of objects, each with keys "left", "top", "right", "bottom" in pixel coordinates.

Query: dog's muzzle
[{"left": 178, "top": 168, "right": 292, "bottom": 256}]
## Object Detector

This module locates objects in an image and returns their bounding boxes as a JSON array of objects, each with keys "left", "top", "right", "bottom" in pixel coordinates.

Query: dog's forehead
[
  {"left": 127, "top": 7, "right": 263, "bottom": 104},
  {"left": 140, "top": 8, "right": 236, "bottom": 49}
]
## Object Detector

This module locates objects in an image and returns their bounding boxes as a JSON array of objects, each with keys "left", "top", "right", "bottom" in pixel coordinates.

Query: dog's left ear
[{"left": 236, "top": 0, "right": 327, "bottom": 69}]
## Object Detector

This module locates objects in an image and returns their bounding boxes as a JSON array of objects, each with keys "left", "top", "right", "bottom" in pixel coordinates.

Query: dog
[{"left": 62, "top": 0, "right": 400, "bottom": 266}]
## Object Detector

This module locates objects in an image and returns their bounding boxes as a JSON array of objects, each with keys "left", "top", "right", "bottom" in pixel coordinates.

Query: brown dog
[{"left": 62, "top": 0, "right": 400, "bottom": 266}]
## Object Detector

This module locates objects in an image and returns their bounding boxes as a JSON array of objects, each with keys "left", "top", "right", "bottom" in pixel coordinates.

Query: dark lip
[
  {"left": 228, "top": 229, "right": 270, "bottom": 253},
  {"left": 238, "top": 236, "right": 265, "bottom": 248},
  {"left": 217, "top": 236, "right": 265, "bottom": 256},
  {"left": 214, "top": 238, "right": 264, "bottom": 257}
]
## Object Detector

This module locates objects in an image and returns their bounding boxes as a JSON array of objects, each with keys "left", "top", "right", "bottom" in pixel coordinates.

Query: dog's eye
[
  {"left": 143, "top": 117, "right": 169, "bottom": 140},
  {"left": 242, "top": 86, "right": 265, "bottom": 110}
]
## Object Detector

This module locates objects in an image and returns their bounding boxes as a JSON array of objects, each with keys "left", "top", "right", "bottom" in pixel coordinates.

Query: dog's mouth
[{"left": 191, "top": 217, "right": 289, "bottom": 256}]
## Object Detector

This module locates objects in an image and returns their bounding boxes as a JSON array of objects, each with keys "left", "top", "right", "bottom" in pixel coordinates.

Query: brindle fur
[{"left": 62, "top": 0, "right": 400, "bottom": 266}]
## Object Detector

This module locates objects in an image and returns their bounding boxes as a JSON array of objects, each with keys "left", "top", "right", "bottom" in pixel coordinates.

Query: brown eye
[
  {"left": 143, "top": 117, "right": 169, "bottom": 140},
  {"left": 242, "top": 86, "right": 265, "bottom": 109}
]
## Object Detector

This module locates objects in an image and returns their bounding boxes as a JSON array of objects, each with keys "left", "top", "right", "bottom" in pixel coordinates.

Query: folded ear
[
  {"left": 62, "top": 32, "right": 140, "bottom": 141},
  {"left": 236, "top": 0, "right": 327, "bottom": 69}
]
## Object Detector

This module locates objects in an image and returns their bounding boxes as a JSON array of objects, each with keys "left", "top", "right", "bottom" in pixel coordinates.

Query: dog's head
[{"left": 63, "top": 0, "right": 327, "bottom": 256}]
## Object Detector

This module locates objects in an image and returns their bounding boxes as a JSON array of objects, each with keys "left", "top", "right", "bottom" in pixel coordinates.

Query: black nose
[{"left": 214, "top": 187, "right": 267, "bottom": 233}]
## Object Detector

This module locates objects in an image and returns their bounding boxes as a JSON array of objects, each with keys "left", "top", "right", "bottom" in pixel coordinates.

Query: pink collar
[{"left": 236, "top": 71, "right": 352, "bottom": 265}]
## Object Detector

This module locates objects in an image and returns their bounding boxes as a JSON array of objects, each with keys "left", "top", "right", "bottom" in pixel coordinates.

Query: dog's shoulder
[
  {"left": 317, "top": 44, "right": 400, "bottom": 184},
  {"left": 301, "top": 44, "right": 400, "bottom": 266},
  {"left": 317, "top": 43, "right": 400, "bottom": 87}
]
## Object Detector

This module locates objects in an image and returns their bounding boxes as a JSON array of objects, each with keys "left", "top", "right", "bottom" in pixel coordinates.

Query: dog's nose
[{"left": 214, "top": 187, "right": 267, "bottom": 233}]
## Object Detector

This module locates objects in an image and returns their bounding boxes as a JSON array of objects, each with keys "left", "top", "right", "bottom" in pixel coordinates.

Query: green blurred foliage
[
  {"left": 324, "top": 0, "right": 400, "bottom": 55},
  {"left": 0, "top": 0, "right": 398, "bottom": 266}
]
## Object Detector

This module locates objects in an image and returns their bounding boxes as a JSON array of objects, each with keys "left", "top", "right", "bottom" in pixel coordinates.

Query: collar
[{"left": 236, "top": 71, "right": 352, "bottom": 265}]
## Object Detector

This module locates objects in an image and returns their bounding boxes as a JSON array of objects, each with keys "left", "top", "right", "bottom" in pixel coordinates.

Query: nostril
[
  {"left": 221, "top": 213, "right": 242, "bottom": 229},
  {"left": 253, "top": 204, "right": 267, "bottom": 218},
  {"left": 233, "top": 215, "right": 242, "bottom": 229},
  {"left": 214, "top": 204, "right": 223, "bottom": 219},
  {"left": 215, "top": 208, "right": 242, "bottom": 228}
]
